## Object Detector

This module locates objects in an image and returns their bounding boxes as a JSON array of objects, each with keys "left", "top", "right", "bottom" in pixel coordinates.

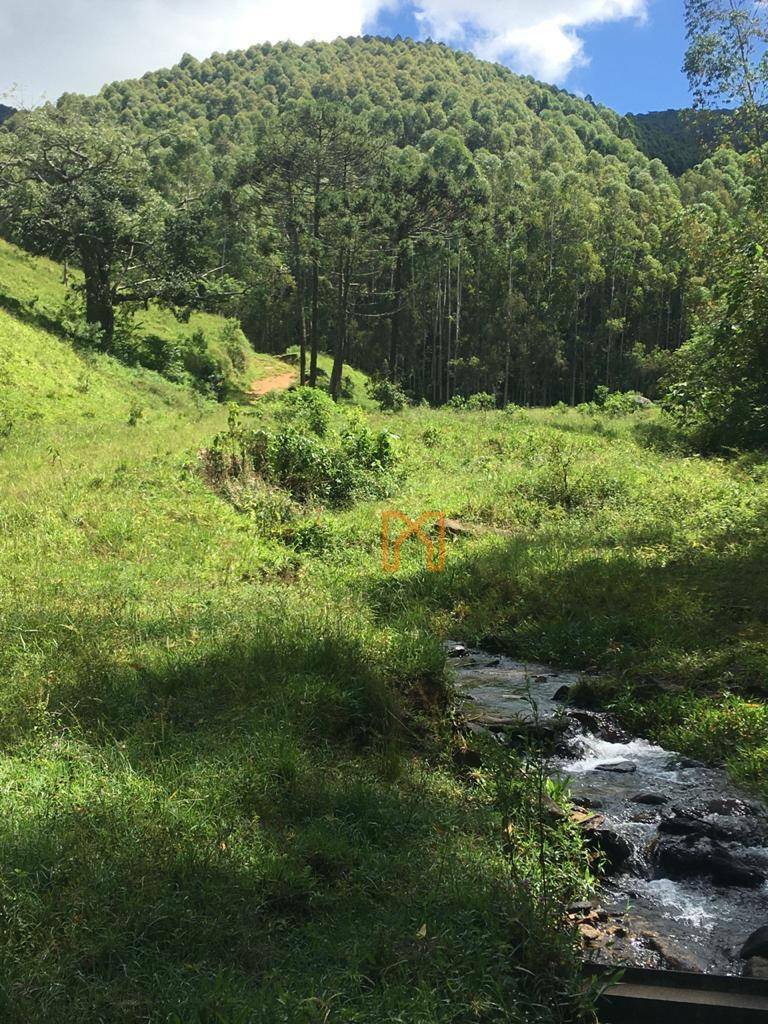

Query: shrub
[
  {"left": 365, "top": 376, "right": 407, "bottom": 412},
  {"left": 447, "top": 392, "right": 496, "bottom": 411},
  {"left": 275, "top": 386, "right": 334, "bottom": 437},
  {"left": 219, "top": 319, "right": 249, "bottom": 374},
  {"left": 465, "top": 391, "right": 496, "bottom": 411},
  {"left": 203, "top": 396, "right": 400, "bottom": 507}
]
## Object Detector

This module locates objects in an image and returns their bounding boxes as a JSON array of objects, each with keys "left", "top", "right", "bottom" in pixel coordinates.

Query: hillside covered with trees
[
  {"left": 26, "top": 36, "right": 727, "bottom": 407},
  {"left": 627, "top": 107, "right": 741, "bottom": 175}
]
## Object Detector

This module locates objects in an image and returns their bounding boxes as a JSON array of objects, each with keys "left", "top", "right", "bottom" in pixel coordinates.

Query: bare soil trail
[{"left": 247, "top": 368, "right": 297, "bottom": 399}]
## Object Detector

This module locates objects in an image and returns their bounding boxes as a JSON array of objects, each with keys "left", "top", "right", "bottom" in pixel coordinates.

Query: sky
[{"left": 1, "top": 0, "right": 692, "bottom": 114}]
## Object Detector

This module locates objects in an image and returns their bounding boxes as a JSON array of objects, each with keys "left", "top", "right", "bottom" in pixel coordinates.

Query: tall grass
[{"left": 0, "top": 311, "right": 596, "bottom": 1021}]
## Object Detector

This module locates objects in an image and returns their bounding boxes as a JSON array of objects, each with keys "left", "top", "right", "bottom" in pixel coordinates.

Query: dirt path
[{"left": 247, "top": 369, "right": 297, "bottom": 399}]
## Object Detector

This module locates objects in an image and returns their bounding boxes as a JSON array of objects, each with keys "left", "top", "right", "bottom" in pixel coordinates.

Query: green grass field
[
  {"left": 1, "top": 268, "right": 767, "bottom": 1020},
  {"left": 0, "top": 238, "right": 291, "bottom": 395}
]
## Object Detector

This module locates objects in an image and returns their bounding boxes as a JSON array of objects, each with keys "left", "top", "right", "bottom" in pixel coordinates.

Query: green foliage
[
  {"left": 466, "top": 392, "right": 497, "bottom": 411},
  {"left": 51, "top": 36, "right": 696, "bottom": 407},
  {"left": 664, "top": 241, "right": 768, "bottom": 450},
  {"left": 628, "top": 107, "right": 741, "bottom": 176},
  {"left": 0, "top": 237, "right": 267, "bottom": 397},
  {"left": 205, "top": 390, "right": 399, "bottom": 506},
  {"left": 0, "top": 108, "right": 214, "bottom": 348},
  {"left": 365, "top": 375, "right": 408, "bottom": 412},
  {"left": 0, "top": 308, "right": 602, "bottom": 1022},
  {"left": 274, "top": 385, "right": 334, "bottom": 436}
]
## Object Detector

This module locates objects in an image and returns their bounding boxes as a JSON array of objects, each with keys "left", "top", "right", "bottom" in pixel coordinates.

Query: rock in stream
[{"left": 448, "top": 643, "right": 768, "bottom": 977}]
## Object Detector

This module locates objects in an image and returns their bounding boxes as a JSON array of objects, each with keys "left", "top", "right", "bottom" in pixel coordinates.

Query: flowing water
[{"left": 448, "top": 643, "right": 768, "bottom": 976}]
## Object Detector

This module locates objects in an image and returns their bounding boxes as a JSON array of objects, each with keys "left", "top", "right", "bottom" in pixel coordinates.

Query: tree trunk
[
  {"left": 309, "top": 172, "right": 321, "bottom": 387},
  {"left": 80, "top": 246, "right": 114, "bottom": 346},
  {"left": 389, "top": 248, "right": 403, "bottom": 381},
  {"left": 330, "top": 249, "right": 349, "bottom": 401}
]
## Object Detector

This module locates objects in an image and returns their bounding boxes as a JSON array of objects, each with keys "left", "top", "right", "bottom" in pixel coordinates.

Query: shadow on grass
[
  {"left": 0, "top": 699, "right": 585, "bottom": 1023},
  {"left": 364, "top": 508, "right": 768, "bottom": 690}
]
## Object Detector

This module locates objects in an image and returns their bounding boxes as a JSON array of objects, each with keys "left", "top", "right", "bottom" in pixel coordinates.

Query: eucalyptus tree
[{"left": 685, "top": 0, "right": 768, "bottom": 155}]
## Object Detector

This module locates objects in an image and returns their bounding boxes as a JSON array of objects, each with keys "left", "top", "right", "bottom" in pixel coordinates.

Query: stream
[{"left": 447, "top": 643, "right": 768, "bottom": 976}]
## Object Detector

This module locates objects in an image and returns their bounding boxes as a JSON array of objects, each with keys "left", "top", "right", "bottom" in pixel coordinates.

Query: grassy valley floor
[{"left": 0, "top": 304, "right": 767, "bottom": 1020}]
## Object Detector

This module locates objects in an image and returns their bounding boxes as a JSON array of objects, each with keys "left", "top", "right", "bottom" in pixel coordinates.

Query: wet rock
[
  {"left": 740, "top": 926, "right": 768, "bottom": 960},
  {"left": 663, "top": 755, "right": 705, "bottom": 770},
  {"left": 567, "top": 900, "right": 595, "bottom": 915},
  {"left": 578, "top": 796, "right": 605, "bottom": 810},
  {"left": 541, "top": 794, "right": 567, "bottom": 821},
  {"left": 484, "top": 659, "right": 500, "bottom": 668},
  {"left": 651, "top": 835, "right": 765, "bottom": 888},
  {"left": 744, "top": 957, "right": 768, "bottom": 980},
  {"left": 571, "top": 806, "right": 605, "bottom": 828},
  {"left": 661, "top": 808, "right": 767, "bottom": 845},
  {"left": 631, "top": 792, "right": 668, "bottom": 806},
  {"left": 567, "top": 710, "right": 629, "bottom": 742},
  {"left": 594, "top": 760, "right": 637, "bottom": 774},
  {"left": 630, "top": 809, "right": 659, "bottom": 824},
  {"left": 706, "top": 798, "right": 760, "bottom": 817},
  {"left": 639, "top": 931, "right": 704, "bottom": 973},
  {"left": 585, "top": 826, "right": 634, "bottom": 875},
  {"left": 579, "top": 923, "right": 603, "bottom": 943},
  {"left": 552, "top": 685, "right": 571, "bottom": 703},
  {"left": 447, "top": 644, "right": 468, "bottom": 658}
]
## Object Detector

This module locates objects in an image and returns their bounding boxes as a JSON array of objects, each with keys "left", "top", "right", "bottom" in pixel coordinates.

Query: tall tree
[
  {"left": 685, "top": 0, "right": 768, "bottom": 154},
  {"left": 0, "top": 107, "right": 213, "bottom": 345}
]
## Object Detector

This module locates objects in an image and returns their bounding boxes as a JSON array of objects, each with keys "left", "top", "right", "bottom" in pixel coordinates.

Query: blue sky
[
  {"left": 2, "top": 0, "right": 693, "bottom": 113},
  {"left": 567, "top": 2, "right": 691, "bottom": 113},
  {"left": 368, "top": 0, "right": 692, "bottom": 114}
]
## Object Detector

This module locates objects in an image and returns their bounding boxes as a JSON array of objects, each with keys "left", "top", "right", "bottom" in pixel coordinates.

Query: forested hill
[
  {"left": 0, "top": 105, "right": 15, "bottom": 125},
  {"left": 628, "top": 107, "right": 738, "bottom": 176},
  {"left": 37, "top": 39, "right": 743, "bottom": 403}
]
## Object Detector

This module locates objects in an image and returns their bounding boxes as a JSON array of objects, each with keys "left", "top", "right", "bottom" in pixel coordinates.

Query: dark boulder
[
  {"left": 651, "top": 835, "right": 765, "bottom": 888},
  {"left": 744, "top": 957, "right": 768, "bottom": 979},
  {"left": 740, "top": 926, "right": 768, "bottom": 960},
  {"left": 447, "top": 644, "right": 468, "bottom": 658},
  {"left": 594, "top": 760, "right": 637, "bottom": 774},
  {"left": 567, "top": 710, "right": 629, "bottom": 742},
  {"left": 631, "top": 793, "right": 668, "bottom": 806},
  {"left": 584, "top": 825, "right": 634, "bottom": 875}
]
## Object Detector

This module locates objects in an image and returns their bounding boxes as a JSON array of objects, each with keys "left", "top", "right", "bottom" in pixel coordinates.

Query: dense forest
[
  {"left": 1, "top": 19, "right": 766, "bottom": 445},
  {"left": 1, "top": 35, "right": 746, "bottom": 408},
  {"left": 0, "top": 104, "right": 15, "bottom": 125},
  {"left": 627, "top": 107, "right": 741, "bottom": 175}
]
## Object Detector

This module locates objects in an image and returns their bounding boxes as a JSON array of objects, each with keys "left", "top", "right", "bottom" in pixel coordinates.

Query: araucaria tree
[{"left": 0, "top": 107, "right": 212, "bottom": 346}]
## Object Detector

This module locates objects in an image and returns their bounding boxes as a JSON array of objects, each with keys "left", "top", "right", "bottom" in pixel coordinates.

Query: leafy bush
[
  {"left": 465, "top": 391, "right": 496, "bottom": 411},
  {"left": 521, "top": 432, "right": 623, "bottom": 510},
  {"left": 219, "top": 319, "right": 249, "bottom": 374},
  {"left": 274, "top": 386, "right": 334, "bottom": 437},
  {"left": 203, "top": 392, "right": 399, "bottom": 507},
  {"left": 447, "top": 392, "right": 496, "bottom": 411},
  {"left": 663, "top": 242, "right": 768, "bottom": 451},
  {"left": 365, "top": 376, "right": 407, "bottom": 412}
]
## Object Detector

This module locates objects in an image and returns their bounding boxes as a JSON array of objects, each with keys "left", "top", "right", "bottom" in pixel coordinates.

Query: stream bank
[{"left": 448, "top": 643, "right": 768, "bottom": 977}]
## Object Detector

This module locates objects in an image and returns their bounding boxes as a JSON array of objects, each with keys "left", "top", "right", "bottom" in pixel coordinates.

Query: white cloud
[
  {"left": 0, "top": 0, "right": 381, "bottom": 102},
  {"left": 411, "top": 1, "right": 649, "bottom": 81},
  {"left": 0, "top": 0, "right": 648, "bottom": 103}
]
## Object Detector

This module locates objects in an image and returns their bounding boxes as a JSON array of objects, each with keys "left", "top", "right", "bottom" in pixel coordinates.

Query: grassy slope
[
  {"left": 2, "top": 275, "right": 768, "bottom": 1019},
  {"left": 0, "top": 309, "right": 589, "bottom": 1022},
  {"left": 0, "top": 238, "right": 289, "bottom": 392}
]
